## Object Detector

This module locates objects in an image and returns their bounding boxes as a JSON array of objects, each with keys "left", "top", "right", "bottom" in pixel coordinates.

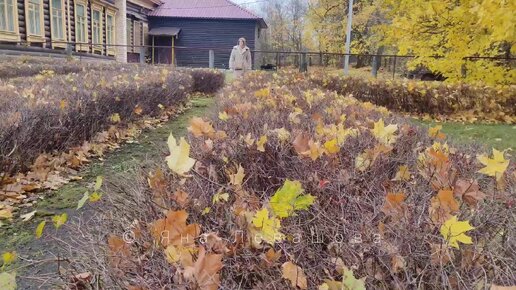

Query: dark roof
[
  {"left": 148, "top": 27, "right": 181, "bottom": 36},
  {"left": 148, "top": 0, "right": 267, "bottom": 28}
]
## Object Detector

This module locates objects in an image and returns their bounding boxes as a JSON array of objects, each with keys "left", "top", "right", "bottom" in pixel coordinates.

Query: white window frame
[
  {"left": 0, "top": 0, "right": 20, "bottom": 42},
  {"left": 105, "top": 8, "right": 116, "bottom": 56},
  {"left": 25, "top": 0, "right": 45, "bottom": 43},
  {"left": 49, "top": 0, "right": 67, "bottom": 48},
  {"left": 74, "top": 0, "right": 88, "bottom": 52}
]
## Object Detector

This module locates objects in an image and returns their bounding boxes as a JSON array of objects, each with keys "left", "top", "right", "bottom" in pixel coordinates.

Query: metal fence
[{"left": 1, "top": 40, "right": 515, "bottom": 81}]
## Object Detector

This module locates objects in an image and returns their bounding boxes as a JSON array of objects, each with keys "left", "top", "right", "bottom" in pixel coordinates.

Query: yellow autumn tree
[{"left": 380, "top": 0, "right": 516, "bottom": 85}]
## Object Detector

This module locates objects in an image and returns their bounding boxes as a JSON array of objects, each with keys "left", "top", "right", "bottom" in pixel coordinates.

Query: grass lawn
[{"left": 413, "top": 119, "right": 516, "bottom": 151}]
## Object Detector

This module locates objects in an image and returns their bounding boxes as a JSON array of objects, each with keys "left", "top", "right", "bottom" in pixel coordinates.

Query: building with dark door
[
  {"left": 147, "top": 0, "right": 267, "bottom": 68},
  {"left": 0, "top": 0, "right": 266, "bottom": 65}
]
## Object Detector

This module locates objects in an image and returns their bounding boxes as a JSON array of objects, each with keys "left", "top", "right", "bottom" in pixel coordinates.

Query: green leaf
[
  {"left": 89, "top": 192, "right": 102, "bottom": 202},
  {"left": 342, "top": 266, "right": 366, "bottom": 290},
  {"left": 0, "top": 272, "right": 16, "bottom": 290},
  {"left": 35, "top": 221, "right": 46, "bottom": 239},
  {"left": 270, "top": 179, "right": 315, "bottom": 218},
  {"left": 77, "top": 192, "right": 89, "bottom": 210},
  {"left": 94, "top": 176, "right": 103, "bottom": 191},
  {"left": 52, "top": 213, "right": 67, "bottom": 229}
]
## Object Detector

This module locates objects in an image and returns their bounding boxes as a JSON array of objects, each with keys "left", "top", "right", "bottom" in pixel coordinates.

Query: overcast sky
[{"left": 231, "top": 0, "right": 264, "bottom": 14}]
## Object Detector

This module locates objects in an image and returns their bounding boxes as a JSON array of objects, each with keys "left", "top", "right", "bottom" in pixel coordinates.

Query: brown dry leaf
[
  {"left": 381, "top": 192, "right": 407, "bottom": 220},
  {"left": 134, "top": 104, "right": 143, "bottom": 115},
  {"left": 281, "top": 261, "right": 308, "bottom": 289},
  {"left": 391, "top": 255, "right": 406, "bottom": 273},
  {"left": 188, "top": 117, "right": 215, "bottom": 138},
  {"left": 147, "top": 168, "right": 167, "bottom": 197},
  {"left": 70, "top": 272, "right": 92, "bottom": 285},
  {"left": 229, "top": 164, "right": 245, "bottom": 187},
  {"left": 184, "top": 247, "right": 223, "bottom": 290},
  {"left": 429, "top": 190, "right": 459, "bottom": 225},
  {"left": 201, "top": 232, "right": 229, "bottom": 254},
  {"left": 430, "top": 243, "right": 453, "bottom": 266},
  {"left": 261, "top": 248, "right": 281, "bottom": 267},
  {"left": 108, "top": 235, "right": 131, "bottom": 268},
  {"left": 292, "top": 132, "right": 310, "bottom": 156},
  {"left": 172, "top": 190, "right": 189, "bottom": 208},
  {"left": 232, "top": 188, "right": 260, "bottom": 215},
  {"left": 150, "top": 210, "right": 200, "bottom": 247},
  {"left": 0, "top": 204, "right": 14, "bottom": 220},
  {"left": 454, "top": 179, "right": 486, "bottom": 207}
]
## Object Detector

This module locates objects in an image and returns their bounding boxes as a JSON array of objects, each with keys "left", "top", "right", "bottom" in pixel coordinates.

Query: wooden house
[
  {"left": 147, "top": 0, "right": 267, "bottom": 68},
  {"left": 0, "top": 0, "right": 160, "bottom": 61}
]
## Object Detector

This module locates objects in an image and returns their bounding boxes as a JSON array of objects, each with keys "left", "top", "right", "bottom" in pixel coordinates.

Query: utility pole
[{"left": 344, "top": 0, "right": 353, "bottom": 75}]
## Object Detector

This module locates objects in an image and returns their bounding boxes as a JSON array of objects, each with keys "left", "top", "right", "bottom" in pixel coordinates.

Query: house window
[
  {"left": 0, "top": 0, "right": 16, "bottom": 32},
  {"left": 106, "top": 12, "right": 115, "bottom": 55},
  {"left": 126, "top": 18, "right": 132, "bottom": 52},
  {"left": 91, "top": 8, "right": 102, "bottom": 52},
  {"left": 50, "top": 0, "right": 66, "bottom": 46},
  {"left": 26, "top": 0, "right": 44, "bottom": 40},
  {"left": 134, "top": 21, "right": 142, "bottom": 49},
  {"left": 75, "top": 2, "right": 88, "bottom": 51}
]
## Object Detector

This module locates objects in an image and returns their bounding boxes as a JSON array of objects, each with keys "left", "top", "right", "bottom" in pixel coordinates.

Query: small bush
[
  {"left": 0, "top": 67, "right": 193, "bottom": 174},
  {"left": 186, "top": 68, "right": 226, "bottom": 94},
  {"left": 310, "top": 72, "right": 516, "bottom": 123},
  {"left": 81, "top": 70, "right": 514, "bottom": 289}
]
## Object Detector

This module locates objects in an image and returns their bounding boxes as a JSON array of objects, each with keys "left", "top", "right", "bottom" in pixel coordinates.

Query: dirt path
[{"left": 1, "top": 97, "right": 214, "bottom": 289}]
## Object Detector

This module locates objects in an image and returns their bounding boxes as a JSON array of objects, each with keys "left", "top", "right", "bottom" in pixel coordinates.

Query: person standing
[{"left": 229, "top": 37, "right": 252, "bottom": 78}]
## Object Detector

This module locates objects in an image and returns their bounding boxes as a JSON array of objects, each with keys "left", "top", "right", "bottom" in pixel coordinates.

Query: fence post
[
  {"left": 392, "top": 55, "right": 397, "bottom": 79},
  {"left": 276, "top": 52, "right": 279, "bottom": 68},
  {"left": 461, "top": 59, "right": 467, "bottom": 79},
  {"left": 139, "top": 46, "right": 145, "bottom": 64},
  {"left": 300, "top": 52, "right": 307, "bottom": 72},
  {"left": 65, "top": 43, "right": 72, "bottom": 57},
  {"left": 209, "top": 49, "right": 215, "bottom": 69}
]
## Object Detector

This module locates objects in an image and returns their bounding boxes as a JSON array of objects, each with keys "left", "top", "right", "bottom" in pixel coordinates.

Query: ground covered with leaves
[{"left": 23, "top": 70, "right": 513, "bottom": 290}]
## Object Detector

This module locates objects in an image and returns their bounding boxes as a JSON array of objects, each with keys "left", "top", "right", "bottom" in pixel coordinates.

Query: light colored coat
[{"left": 229, "top": 45, "right": 252, "bottom": 71}]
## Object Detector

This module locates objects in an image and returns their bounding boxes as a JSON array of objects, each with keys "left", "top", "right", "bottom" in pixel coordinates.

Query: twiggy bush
[
  {"left": 84, "top": 70, "right": 515, "bottom": 289},
  {"left": 310, "top": 72, "right": 516, "bottom": 124}
]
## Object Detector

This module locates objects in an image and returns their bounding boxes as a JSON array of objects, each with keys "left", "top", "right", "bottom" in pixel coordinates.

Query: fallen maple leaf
[
  {"left": 429, "top": 190, "right": 459, "bottom": 225},
  {"left": 282, "top": 261, "right": 308, "bottom": 289},
  {"left": 188, "top": 117, "right": 215, "bottom": 138},
  {"left": 371, "top": 119, "right": 398, "bottom": 145},
  {"left": 440, "top": 216, "right": 475, "bottom": 249},
  {"left": 454, "top": 179, "right": 486, "bottom": 207},
  {"left": 270, "top": 179, "right": 315, "bottom": 218},
  {"left": 184, "top": 247, "right": 223, "bottom": 290},
  {"left": 392, "top": 165, "right": 411, "bottom": 181},
  {"left": 381, "top": 192, "right": 407, "bottom": 220},
  {"left": 257, "top": 135, "right": 267, "bottom": 152},
  {"left": 229, "top": 164, "right": 245, "bottom": 186},
  {"left": 35, "top": 220, "right": 46, "bottom": 238},
  {"left": 477, "top": 148, "right": 509, "bottom": 181},
  {"left": 150, "top": 210, "right": 200, "bottom": 247},
  {"left": 251, "top": 208, "right": 284, "bottom": 245},
  {"left": 52, "top": 213, "right": 67, "bottom": 229},
  {"left": 166, "top": 134, "right": 196, "bottom": 176}
]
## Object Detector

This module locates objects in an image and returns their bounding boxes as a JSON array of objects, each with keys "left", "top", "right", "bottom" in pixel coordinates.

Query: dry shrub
[
  {"left": 310, "top": 71, "right": 516, "bottom": 124},
  {"left": 67, "top": 70, "right": 515, "bottom": 289},
  {"left": 185, "top": 68, "right": 226, "bottom": 95},
  {"left": 0, "top": 67, "right": 225, "bottom": 175}
]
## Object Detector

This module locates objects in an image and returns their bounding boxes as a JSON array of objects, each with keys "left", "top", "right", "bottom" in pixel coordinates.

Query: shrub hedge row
[
  {"left": 0, "top": 66, "right": 225, "bottom": 175},
  {"left": 310, "top": 73, "right": 516, "bottom": 123}
]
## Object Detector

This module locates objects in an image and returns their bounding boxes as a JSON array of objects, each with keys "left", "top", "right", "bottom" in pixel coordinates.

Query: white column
[{"left": 114, "top": 0, "right": 127, "bottom": 62}]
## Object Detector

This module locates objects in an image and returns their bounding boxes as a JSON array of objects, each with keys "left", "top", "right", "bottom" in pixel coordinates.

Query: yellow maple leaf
[
  {"left": 251, "top": 208, "right": 284, "bottom": 245},
  {"left": 440, "top": 216, "right": 475, "bottom": 249},
  {"left": 110, "top": 113, "right": 121, "bottom": 123},
  {"left": 324, "top": 138, "right": 340, "bottom": 154},
  {"left": 229, "top": 164, "right": 245, "bottom": 186},
  {"left": 218, "top": 111, "right": 230, "bottom": 121},
  {"left": 273, "top": 127, "right": 291, "bottom": 143},
  {"left": 392, "top": 165, "right": 411, "bottom": 181},
  {"left": 166, "top": 134, "right": 196, "bottom": 176},
  {"left": 52, "top": 213, "right": 68, "bottom": 229},
  {"left": 270, "top": 180, "right": 315, "bottom": 218},
  {"left": 355, "top": 152, "right": 371, "bottom": 172},
  {"left": 477, "top": 148, "right": 510, "bottom": 180},
  {"left": 2, "top": 251, "right": 16, "bottom": 267},
  {"left": 257, "top": 135, "right": 267, "bottom": 152},
  {"left": 371, "top": 119, "right": 398, "bottom": 145},
  {"left": 212, "top": 192, "right": 229, "bottom": 204}
]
